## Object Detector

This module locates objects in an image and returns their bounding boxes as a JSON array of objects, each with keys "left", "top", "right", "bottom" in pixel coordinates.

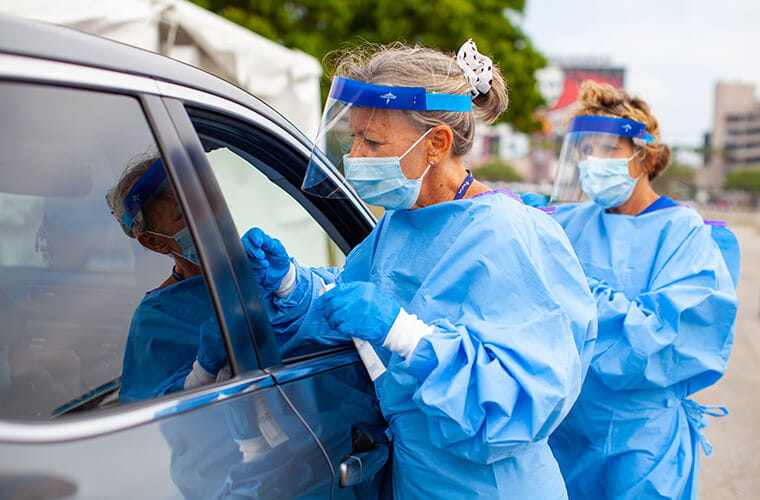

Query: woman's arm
[
  {"left": 588, "top": 223, "right": 737, "bottom": 394},
  {"left": 380, "top": 210, "right": 597, "bottom": 463}
]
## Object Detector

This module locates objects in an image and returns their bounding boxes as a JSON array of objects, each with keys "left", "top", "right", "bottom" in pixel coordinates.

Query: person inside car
[{"left": 106, "top": 155, "right": 226, "bottom": 403}]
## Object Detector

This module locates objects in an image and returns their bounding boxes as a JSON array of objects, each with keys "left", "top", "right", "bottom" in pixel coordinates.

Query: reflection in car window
[
  {"left": 0, "top": 83, "right": 217, "bottom": 420},
  {"left": 105, "top": 156, "right": 227, "bottom": 404}
]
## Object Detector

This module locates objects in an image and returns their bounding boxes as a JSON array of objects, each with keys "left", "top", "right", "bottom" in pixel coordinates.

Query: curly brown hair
[{"left": 568, "top": 81, "right": 671, "bottom": 180}]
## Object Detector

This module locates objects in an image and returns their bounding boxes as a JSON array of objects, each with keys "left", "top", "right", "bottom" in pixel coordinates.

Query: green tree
[
  {"left": 652, "top": 162, "right": 697, "bottom": 200},
  {"left": 471, "top": 159, "right": 523, "bottom": 182},
  {"left": 191, "top": 0, "right": 546, "bottom": 133},
  {"left": 725, "top": 167, "right": 760, "bottom": 205}
]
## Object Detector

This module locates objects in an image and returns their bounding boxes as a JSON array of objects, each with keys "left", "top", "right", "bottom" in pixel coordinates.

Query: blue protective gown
[
  {"left": 709, "top": 224, "right": 741, "bottom": 286},
  {"left": 120, "top": 275, "right": 214, "bottom": 403},
  {"left": 548, "top": 201, "right": 737, "bottom": 500},
  {"left": 269, "top": 192, "right": 598, "bottom": 498}
]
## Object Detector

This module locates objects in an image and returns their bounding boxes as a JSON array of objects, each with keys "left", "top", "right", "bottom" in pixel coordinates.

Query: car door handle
[{"left": 338, "top": 443, "right": 390, "bottom": 488}]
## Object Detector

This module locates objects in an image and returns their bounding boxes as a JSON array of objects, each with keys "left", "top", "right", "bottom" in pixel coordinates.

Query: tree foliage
[
  {"left": 652, "top": 162, "right": 697, "bottom": 200},
  {"left": 191, "top": 0, "right": 547, "bottom": 133},
  {"left": 471, "top": 159, "right": 523, "bottom": 182},
  {"left": 725, "top": 167, "right": 760, "bottom": 193}
]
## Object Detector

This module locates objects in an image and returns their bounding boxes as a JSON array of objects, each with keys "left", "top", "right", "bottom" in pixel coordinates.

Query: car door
[
  {"left": 157, "top": 86, "right": 392, "bottom": 498},
  {"left": 0, "top": 48, "right": 378, "bottom": 498}
]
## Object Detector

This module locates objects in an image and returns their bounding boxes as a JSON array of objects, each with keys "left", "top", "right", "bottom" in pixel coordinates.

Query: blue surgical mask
[
  {"left": 578, "top": 154, "right": 639, "bottom": 209},
  {"left": 147, "top": 227, "right": 200, "bottom": 266},
  {"left": 344, "top": 129, "right": 433, "bottom": 210}
]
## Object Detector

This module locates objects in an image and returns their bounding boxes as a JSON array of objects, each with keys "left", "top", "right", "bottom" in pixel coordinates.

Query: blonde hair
[
  {"left": 568, "top": 81, "right": 671, "bottom": 180},
  {"left": 331, "top": 42, "right": 509, "bottom": 157}
]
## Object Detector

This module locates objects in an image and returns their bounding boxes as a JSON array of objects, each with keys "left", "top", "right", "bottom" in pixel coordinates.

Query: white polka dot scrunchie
[{"left": 456, "top": 39, "right": 494, "bottom": 97}]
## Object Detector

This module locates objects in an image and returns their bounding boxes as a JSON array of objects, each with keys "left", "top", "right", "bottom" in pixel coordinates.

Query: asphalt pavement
[{"left": 698, "top": 221, "right": 760, "bottom": 499}]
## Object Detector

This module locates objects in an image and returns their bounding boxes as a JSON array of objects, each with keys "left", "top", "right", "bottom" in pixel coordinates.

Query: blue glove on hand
[
  {"left": 197, "top": 318, "right": 227, "bottom": 375},
  {"left": 519, "top": 192, "right": 548, "bottom": 207},
  {"left": 317, "top": 282, "right": 401, "bottom": 345},
  {"left": 241, "top": 227, "right": 291, "bottom": 292}
]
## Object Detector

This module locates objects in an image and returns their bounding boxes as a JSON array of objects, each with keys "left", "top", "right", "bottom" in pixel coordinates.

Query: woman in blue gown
[
  {"left": 107, "top": 157, "right": 225, "bottom": 403},
  {"left": 546, "top": 81, "right": 738, "bottom": 499},
  {"left": 243, "top": 40, "right": 598, "bottom": 498}
]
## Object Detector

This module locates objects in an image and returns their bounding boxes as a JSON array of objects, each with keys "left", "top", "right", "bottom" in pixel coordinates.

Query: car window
[
  {"left": 0, "top": 82, "right": 219, "bottom": 420},
  {"left": 188, "top": 112, "right": 350, "bottom": 361},
  {"left": 203, "top": 146, "right": 345, "bottom": 269}
]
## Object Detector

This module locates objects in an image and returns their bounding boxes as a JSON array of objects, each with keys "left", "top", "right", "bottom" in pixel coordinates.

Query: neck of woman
[
  {"left": 413, "top": 159, "right": 491, "bottom": 208},
  {"left": 608, "top": 177, "right": 660, "bottom": 216},
  {"left": 168, "top": 256, "right": 202, "bottom": 284}
]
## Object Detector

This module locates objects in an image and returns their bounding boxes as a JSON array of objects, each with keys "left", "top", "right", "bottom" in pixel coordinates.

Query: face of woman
[
  {"left": 347, "top": 107, "right": 429, "bottom": 179},
  {"left": 143, "top": 193, "right": 186, "bottom": 254},
  {"left": 578, "top": 134, "right": 643, "bottom": 178}
]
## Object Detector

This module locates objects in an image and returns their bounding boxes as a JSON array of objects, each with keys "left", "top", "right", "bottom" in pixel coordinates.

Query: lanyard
[
  {"left": 171, "top": 266, "right": 185, "bottom": 282},
  {"left": 453, "top": 170, "right": 474, "bottom": 200}
]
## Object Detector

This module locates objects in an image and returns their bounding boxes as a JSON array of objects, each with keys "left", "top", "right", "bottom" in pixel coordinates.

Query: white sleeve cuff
[
  {"left": 275, "top": 262, "right": 297, "bottom": 298},
  {"left": 183, "top": 360, "right": 216, "bottom": 390},
  {"left": 215, "top": 364, "right": 232, "bottom": 382},
  {"left": 382, "top": 308, "right": 434, "bottom": 359},
  {"left": 234, "top": 436, "right": 271, "bottom": 463}
]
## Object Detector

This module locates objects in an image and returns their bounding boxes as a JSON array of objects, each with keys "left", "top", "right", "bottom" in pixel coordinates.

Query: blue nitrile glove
[
  {"left": 197, "top": 318, "right": 228, "bottom": 375},
  {"left": 317, "top": 282, "right": 401, "bottom": 345},
  {"left": 519, "top": 192, "right": 548, "bottom": 207},
  {"left": 241, "top": 227, "right": 291, "bottom": 292}
]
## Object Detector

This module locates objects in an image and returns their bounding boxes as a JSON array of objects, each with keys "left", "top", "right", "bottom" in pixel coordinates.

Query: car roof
[{"left": 0, "top": 14, "right": 309, "bottom": 142}]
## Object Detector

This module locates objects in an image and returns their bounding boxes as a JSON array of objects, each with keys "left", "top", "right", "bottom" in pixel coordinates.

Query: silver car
[{"left": 0, "top": 15, "right": 390, "bottom": 499}]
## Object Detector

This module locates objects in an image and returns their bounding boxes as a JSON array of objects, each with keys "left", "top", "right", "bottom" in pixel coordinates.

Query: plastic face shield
[
  {"left": 120, "top": 157, "right": 168, "bottom": 231},
  {"left": 303, "top": 76, "right": 472, "bottom": 198},
  {"left": 550, "top": 115, "right": 653, "bottom": 203}
]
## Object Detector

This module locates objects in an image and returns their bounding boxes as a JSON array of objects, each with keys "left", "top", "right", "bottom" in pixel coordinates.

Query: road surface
[{"left": 699, "top": 222, "right": 760, "bottom": 499}]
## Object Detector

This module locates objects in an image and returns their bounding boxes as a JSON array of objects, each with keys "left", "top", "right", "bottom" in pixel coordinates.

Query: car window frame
[
  {"left": 144, "top": 95, "right": 261, "bottom": 375},
  {"left": 164, "top": 102, "right": 377, "bottom": 369},
  {"left": 157, "top": 97, "right": 282, "bottom": 371},
  {"left": 0, "top": 59, "right": 262, "bottom": 424},
  {"left": 0, "top": 58, "right": 263, "bottom": 378},
  {"left": 0, "top": 49, "right": 378, "bottom": 425},
  {"left": 185, "top": 107, "right": 375, "bottom": 255}
]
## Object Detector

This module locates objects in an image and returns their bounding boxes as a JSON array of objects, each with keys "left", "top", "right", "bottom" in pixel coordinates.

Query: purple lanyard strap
[{"left": 453, "top": 171, "right": 474, "bottom": 200}]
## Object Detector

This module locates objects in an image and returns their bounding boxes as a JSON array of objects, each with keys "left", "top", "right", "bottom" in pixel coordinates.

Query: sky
[{"left": 520, "top": 0, "right": 760, "bottom": 162}]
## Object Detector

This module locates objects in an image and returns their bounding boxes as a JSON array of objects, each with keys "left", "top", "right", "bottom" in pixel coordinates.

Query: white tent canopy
[{"left": 0, "top": 0, "right": 322, "bottom": 139}]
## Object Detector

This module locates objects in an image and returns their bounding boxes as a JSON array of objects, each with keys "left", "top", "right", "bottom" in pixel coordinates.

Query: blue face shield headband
[
  {"left": 328, "top": 76, "right": 473, "bottom": 112},
  {"left": 566, "top": 116, "right": 654, "bottom": 144},
  {"left": 121, "top": 158, "right": 168, "bottom": 231}
]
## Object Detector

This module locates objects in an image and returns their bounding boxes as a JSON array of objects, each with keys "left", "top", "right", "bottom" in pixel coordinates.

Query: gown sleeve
[
  {"left": 119, "top": 290, "right": 205, "bottom": 403},
  {"left": 272, "top": 235, "right": 382, "bottom": 355},
  {"left": 266, "top": 262, "right": 342, "bottom": 337},
  {"left": 264, "top": 219, "right": 383, "bottom": 346},
  {"left": 394, "top": 208, "right": 597, "bottom": 464},
  {"left": 587, "top": 222, "right": 737, "bottom": 394}
]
